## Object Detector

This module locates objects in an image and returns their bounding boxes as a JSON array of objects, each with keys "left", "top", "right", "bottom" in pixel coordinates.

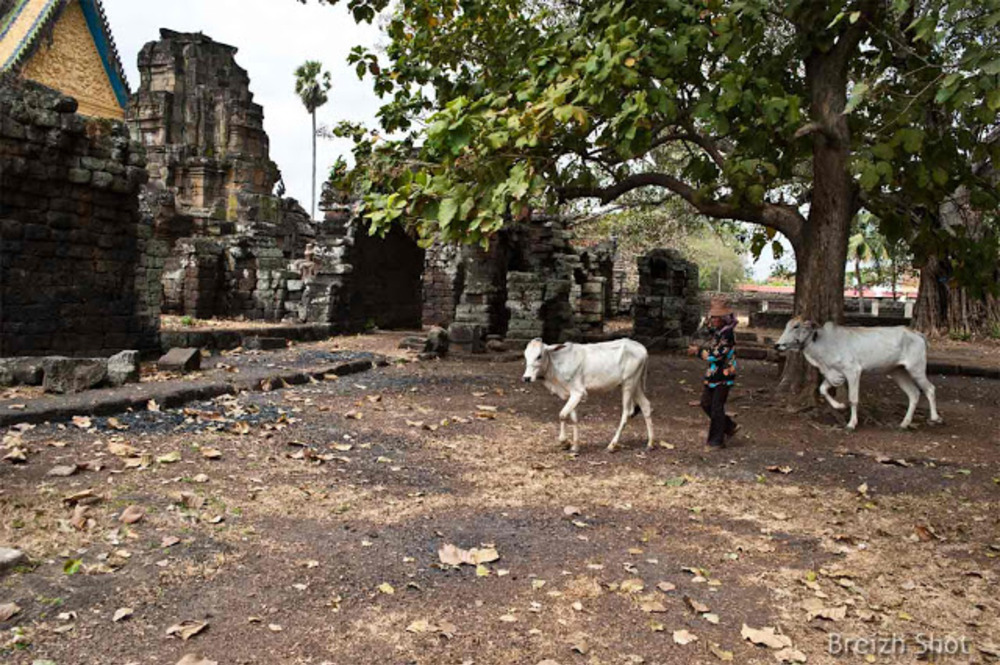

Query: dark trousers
[{"left": 700, "top": 385, "right": 736, "bottom": 447}]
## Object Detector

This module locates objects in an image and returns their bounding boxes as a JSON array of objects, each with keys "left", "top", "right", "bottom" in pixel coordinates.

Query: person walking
[{"left": 688, "top": 298, "right": 739, "bottom": 448}]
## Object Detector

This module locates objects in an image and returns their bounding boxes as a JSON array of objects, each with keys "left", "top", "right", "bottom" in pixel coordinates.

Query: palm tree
[
  {"left": 294, "top": 61, "right": 332, "bottom": 220},
  {"left": 848, "top": 213, "right": 888, "bottom": 303}
]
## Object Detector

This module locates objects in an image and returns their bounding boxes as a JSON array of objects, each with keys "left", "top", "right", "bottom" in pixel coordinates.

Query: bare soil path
[{"left": 2, "top": 338, "right": 998, "bottom": 665}]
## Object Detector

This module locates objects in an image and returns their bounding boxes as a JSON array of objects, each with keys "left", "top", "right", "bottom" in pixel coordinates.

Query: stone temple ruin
[
  {"left": 129, "top": 29, "right": 313, "bottom": 322},
  {"left": 423, "top": 217, "right": 616, "bottom": 349},
  {"left": 0, "top": 26, "right": 702, "bottom": 391},
  {"left": 632, "top": 249, "right": 701, "bottom": 350}
]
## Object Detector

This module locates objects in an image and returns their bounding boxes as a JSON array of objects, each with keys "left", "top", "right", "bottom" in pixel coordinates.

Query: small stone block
[
  {"left": 107, "top": 350, "right": 140, "bottom": 386},
  {"left": 158, "top": 348, "right": 201, "bottom": 373},
  {"left": 42, "top": 357, "right": 108, "bottom": 394}
]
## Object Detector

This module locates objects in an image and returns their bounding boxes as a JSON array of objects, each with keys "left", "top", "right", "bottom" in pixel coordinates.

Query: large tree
[{"left": 312, "top": 0, "right": 999, "bottom": 386}]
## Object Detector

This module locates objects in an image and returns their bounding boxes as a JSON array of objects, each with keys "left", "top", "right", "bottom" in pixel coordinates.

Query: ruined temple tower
[
  {"left": 0, "top": 0, "right": 129, "bottom": 119},
  {"left": 125, "top": 29, "right": 314, "bottom": 321},
  {"left": 127, "top": 29, "right": 285, "bottom": 234}
]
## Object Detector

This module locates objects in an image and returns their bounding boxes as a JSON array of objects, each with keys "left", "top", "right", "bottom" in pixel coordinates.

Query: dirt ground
[{"left": 1, "top": 334, "right": 999, "bottom": 665}]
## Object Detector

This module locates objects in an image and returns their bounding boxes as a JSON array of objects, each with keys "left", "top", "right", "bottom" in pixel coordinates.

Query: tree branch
[{"left": 558, "top": 172, "right": 804, "bottom": 243}]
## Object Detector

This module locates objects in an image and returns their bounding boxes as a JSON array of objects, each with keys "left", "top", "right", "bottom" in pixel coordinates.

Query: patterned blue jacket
[{"left": 699, "top": 326, "right": 737, "bottom": 388}]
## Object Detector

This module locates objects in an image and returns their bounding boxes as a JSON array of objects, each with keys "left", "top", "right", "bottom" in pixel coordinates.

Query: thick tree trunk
[
  {"left": 914, "top": 253, "right": 944, "bottom": 334},
  {"left": 916, "top": 254, "right": 1000, "bottom": 338},
  {"left": 914, "top": 190, "right": 1000, "bottom": 338},
  {"left": 777, "top": 44, "right": 855, "bottom": 397}
]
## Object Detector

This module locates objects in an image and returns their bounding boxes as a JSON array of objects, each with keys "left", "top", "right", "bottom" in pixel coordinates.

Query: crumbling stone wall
[
  {"left": 0, "top": 79, "right": 158, "bottom": 356},
  {"left": 127, "top": 29, "right": 313, "bottom": 322},
  {"left": 422, "top": 243, "right": 463, "bottom": 328},
  {"left": 290, "top": 206, "right": 423, "bottom": 331},
  {"left": 632, "top": 249, "right": 701, "bottom": 350},
  {"left": 426, "top": 215, "right": 616, "bottom": 345}
]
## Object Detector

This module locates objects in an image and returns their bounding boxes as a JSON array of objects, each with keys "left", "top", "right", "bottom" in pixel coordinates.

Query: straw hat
[{"left": 708, "top": 297, "right": 733, "bottom": 317}]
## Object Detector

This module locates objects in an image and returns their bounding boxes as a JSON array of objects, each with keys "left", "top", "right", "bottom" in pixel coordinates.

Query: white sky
[
  {"left": 102, "top": 0, "right": 383, "bottom": 215},
  {"left": 101, "top": 0, "right": 782, "bottom": 279}
]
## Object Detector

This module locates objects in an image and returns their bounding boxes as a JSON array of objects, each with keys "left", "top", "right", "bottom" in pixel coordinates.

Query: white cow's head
[
  {"left": 522, "top": 338, "right": 548, "bottom": 382},
  {"left": 774, "top": 317, "right": 818, "bottom": 352}
]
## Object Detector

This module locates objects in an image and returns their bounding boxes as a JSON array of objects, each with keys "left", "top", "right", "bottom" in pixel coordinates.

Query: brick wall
[{"left": 0, "top": 79, "right": 158, "bottom": 357}]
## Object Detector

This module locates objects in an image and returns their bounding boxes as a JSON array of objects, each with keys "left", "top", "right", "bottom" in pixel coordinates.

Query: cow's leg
[
  {"left": 570, "top": 409, "right": 579, "bottom": 447},
  {"left": 907, "top": 365, "right": 942, "bottom": 424},
  {"left": 560, "top": 392, "right": 585, "bottom": 453},
  {"left": 634, "top": 387, "right": 654, "bottom": 449},
  {"left": 845, "top": 370, "right": 861, "bottom": 431},
  {"left": 607, "top": 388, "right": 634, "bottom": 453},
  {"left": 890, "top": 368, "right": 921, "bottom": 429},
  {"left": 819, "top": 377, "right": 846, "bottom": 410}
]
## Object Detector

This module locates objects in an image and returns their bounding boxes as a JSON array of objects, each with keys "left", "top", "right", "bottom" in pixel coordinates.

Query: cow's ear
[{"left": 549, "top": 344, "right": 567, "bottom": 353}]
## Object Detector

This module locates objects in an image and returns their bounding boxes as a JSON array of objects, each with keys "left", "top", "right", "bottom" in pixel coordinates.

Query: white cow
[
  {"left": 522, "top": 338, "right": 653, "bottom": 453},
  {"left": 774, "top": 318, "right": 942, "bottom": 430}
]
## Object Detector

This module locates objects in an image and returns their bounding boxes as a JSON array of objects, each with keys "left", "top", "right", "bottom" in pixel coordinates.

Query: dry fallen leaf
[
  {"left": 70, "top": 505, "right": 89, "bottom": 531},
  {"left": 47, "top": 464, "right": 79, "bottom": 477},
  {"left": 406, "top": 619, "right": 437, "bottom": 633},
  {"left": 72, "top": 415, "right": 93, "bottom": 429},
  {"left": 108, "top": 441, "right": 138, "bottom": 457},
  {"left": 112, "top": 607, "right": 133, "bottom": 623},
  {"left": 378, "top": 583, "right": 395, "bottom": 595},
  {"left": 3, "top": 447, "right": 27, "bottom": 463},
  {"left": 673, "top": 629, "right": 698, "bottom": 645},
  {"left": 201, "top": 448, "right": 222, "bottom": 460},
  {"left": 147, "top": 400, "right": 160, "bottom": 413},
  {"left": 178, "top": 492, "right": 205, "bottom": 510},
  {"left": 805, "top": 601, "right": 847, "bottom": 622},
  {"left": 685, "top": 596, "right": 711, "bottom": 614},
  {"left": 119, "top": 505, "right": 145, "bottom": 524},
  {"left": 62, "top": 488, "right": 99, "bottom": 506},
  {"left": 639, "top": 597, "right": 667, "bottom": 613},
  {"left": 657, "top": 581, "right": 676, "bottom": 593},
  {"left": 0, "top": 602, "right": 21, "bottom": 622},
  {"left": 569, "top": 632, "right": 590, "bottom": 654},
  {"left": 741, "top": 624, "right": 793, "bottom": 650},
  {"left": 107, "top": 417, "right": 129, "bottom": 431},
  {"left": 438, "top": 543, "right": 500, "bottom": 566},
  {"left": 166, "top": 620, "right": 208, "bottom": 640}
]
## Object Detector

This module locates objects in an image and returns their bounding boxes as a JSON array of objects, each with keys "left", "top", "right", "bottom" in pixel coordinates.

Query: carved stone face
[
  {"left": 522, "top": 339, "right": 546, "bottom": 382},
  {"left": 775, "top": 317, "right": 817, "bottom": 351}
]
